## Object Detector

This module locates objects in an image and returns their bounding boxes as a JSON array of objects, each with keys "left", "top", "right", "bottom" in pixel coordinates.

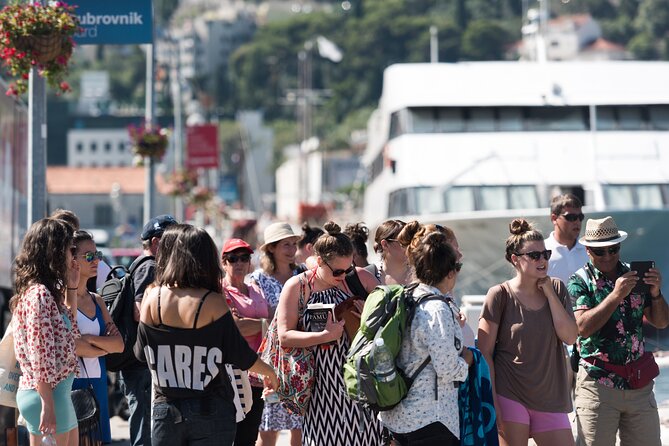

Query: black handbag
[{"left": 71, "top": 362, "right": 102, "bottom": 446}]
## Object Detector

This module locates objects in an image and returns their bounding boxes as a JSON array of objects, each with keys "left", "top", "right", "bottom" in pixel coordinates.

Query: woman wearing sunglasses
[
  {"left": 277, "top": 221, "right": 384, "bottom": 446},
  {"left": 221, "top": 238, "right": 271, "bottom": 446},
  {"left": 373, "top": 219, "right": 411, "bottom": 286},
  {"left": 478, "top": 219, "right": 578, "bottom": 446},
  {"left": 12, "top": 218, "right": 80, "bottom": 445},
  {"left": 70, "top": 231, "right": 123, "bottom": 445}
]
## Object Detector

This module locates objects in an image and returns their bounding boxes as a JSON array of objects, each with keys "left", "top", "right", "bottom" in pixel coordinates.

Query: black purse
[{"left": 71, "top": 362, "right": 102, "bottom": 446}]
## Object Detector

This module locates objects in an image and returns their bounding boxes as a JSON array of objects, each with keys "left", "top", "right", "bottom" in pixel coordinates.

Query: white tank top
[{"left": 76, "top": 303, "right": 103, "bottom": 379}]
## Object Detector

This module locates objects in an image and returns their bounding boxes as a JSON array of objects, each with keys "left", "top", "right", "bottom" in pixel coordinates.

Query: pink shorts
[{"left": 497, "top": 394, "right": 571, "bottom": 434}]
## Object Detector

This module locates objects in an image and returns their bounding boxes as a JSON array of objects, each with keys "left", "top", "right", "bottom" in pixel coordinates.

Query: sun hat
[
  {"left": 141, "top": 214, "right": 177, "bottom": 240},
  {"left": 579, "top": 216, "right": 628, "bottom": 247},
  {"left": 260, "top": 222, "right": 298, "bottom": 251},
  {"left": 222, "top": 238, "right": 253, "bottom": 255}
]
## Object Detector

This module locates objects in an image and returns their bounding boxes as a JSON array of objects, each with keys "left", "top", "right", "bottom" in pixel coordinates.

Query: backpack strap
[
  {"left": 129, "top": 255, "right": 155, "bottom": 276},
  {"left": 345, "top": 268, "right": 368, "bottom": 298}
]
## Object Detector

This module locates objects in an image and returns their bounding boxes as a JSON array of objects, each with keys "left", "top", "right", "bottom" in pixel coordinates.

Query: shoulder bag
[
  {"left": 256, "top": 275, "right": 315, "bottom": 416},
  {"left": 71, "top": 362, "right": 101, "bottom": 446},
  {"left": 0, "top": 324, "right": 21, "bottom": 408}
]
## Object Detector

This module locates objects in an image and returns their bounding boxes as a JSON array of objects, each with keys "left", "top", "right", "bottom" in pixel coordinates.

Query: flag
[{"left": 316, "top": 36, "right": 343, "bottom": 63}]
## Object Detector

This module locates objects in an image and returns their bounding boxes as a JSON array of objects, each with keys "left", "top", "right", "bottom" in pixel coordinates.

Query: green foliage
[
  {"left": 628, "top": 33, "right": 659, "bottom": 60},
  {"left": 461, "top": 20, "right": 514, "bottom": 61},
  {"left": 635, "top": 0, "right": 669, "bottom": 39}
]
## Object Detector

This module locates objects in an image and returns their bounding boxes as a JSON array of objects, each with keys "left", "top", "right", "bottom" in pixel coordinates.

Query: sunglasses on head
[
  {"left": 515, "top": 250, "right": 552, "bottom": 261},
  {"left": 79, "top": 250, "right": 103, "bottom": 263},
  {"left": 225, "top": 254, "right": 251, "bottom": 264},
  {"left": 589, "top": 245, "right": 620, "bottom": 257},
  {"left": 561, "top": 213, "right": 585, "bottom": 222},
  {"left": 323, "top": 260, "right": 355, "bottom": 277}
]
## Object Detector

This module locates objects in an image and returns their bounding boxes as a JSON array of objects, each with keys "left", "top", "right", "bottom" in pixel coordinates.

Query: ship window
[
  {"left": 388, "top": 189, "right": 410, "bottom": 217},
  {"left": 649, "top": 105, "right": 669, "bottom": 130},
  {"left": 636, "top": 185, "right": 664, "bottom": 208},
  {"left": 444, "top": 187, "right": 475, "bottom": 212},
  {"left": 617, "top": 106, "right": 645, "bottom": 131},
  {"left": 411, "top": 108, "right": 439, "bottom": 133},
  {"left": 603, "top": 185, "right": 635, "bottom": 209},
  {"left": 498, "top": 108, "right": 524, "bottom": 131},
  {"left": 437, "top": 108, "right": 465, "bottom": 133},
  {"left": 416, "top": 187, "right": 445, "bottom": 214},
  {"left": 525, "top": 107, "right": 588, "bottom": 131},
  {"left": 389, "top": 112, "right": 403, "bottom": 139},
  {"left": 466, "top": 108, "right": 496, "bottom": 132},
  {"left": 509, "top": 186, "right": 539, "bottom": 209},
  {"left": 479, "top": 187, "right": 508, "bottom": 210},
  {"left": 596, "top": 107, "right": 616, "bottom": 130}
]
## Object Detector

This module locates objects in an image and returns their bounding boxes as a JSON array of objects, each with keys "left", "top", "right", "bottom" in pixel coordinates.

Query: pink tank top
[{"left": 223, "top": 281, "right": 269, "bottom": 351}]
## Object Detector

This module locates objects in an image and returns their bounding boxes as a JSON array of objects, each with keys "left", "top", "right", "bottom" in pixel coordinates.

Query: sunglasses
[
  {"left": 225, "top": 254, "right": 251, "bottom": 264},
  {"left": 323, "top": 260, "right": 355, "bottom": 277},
  {"left": 561, "top": 213, "right": 585, "bottom": 222},
  {"left": 589, "top": 245, "right": 620, "bottom": 257},
  {"left": 80, "top": 250, "right": 103, "bottom": 263},
  {"left": 515, "top": 250, "right": 552, "bottom": 261}
]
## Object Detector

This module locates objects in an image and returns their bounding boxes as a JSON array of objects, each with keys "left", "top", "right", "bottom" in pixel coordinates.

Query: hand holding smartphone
[{"left": 630, "top": 261, "right": 655, "bottom": 294}]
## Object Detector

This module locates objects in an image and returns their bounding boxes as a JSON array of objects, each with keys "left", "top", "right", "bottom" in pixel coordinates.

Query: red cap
[{"left": 222, "top": 238, "right": 253, "bottom": 255}]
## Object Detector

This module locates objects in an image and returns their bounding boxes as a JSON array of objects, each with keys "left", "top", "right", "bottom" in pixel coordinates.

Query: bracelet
[{"left": 67, "top": 287, "right": 78, "bottom": 291}]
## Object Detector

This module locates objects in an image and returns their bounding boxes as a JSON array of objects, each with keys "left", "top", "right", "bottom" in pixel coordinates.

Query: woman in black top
[{"left": 134, "top": 224, "right": 278, "bottom": 446}]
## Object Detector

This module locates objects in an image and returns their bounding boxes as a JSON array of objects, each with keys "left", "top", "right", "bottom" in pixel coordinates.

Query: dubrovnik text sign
[{"left": 73, "top": 0, "right": 153, "bottom": 45}]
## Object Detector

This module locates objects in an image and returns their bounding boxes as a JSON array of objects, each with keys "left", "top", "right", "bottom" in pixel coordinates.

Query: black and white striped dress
[{"left": 301, "top": 285, "right": 385, "bottom": 446}]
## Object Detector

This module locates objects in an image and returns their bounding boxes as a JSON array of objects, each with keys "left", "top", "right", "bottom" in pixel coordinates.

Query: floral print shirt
[
  {"left": 568, "top": 261, "right": 651, "bottom": 389},
  {"left": 250, "top": 268, "right": 303, "bottom": 310},
  {"left": 12, "top": 284, "right": 80, "bottom": 390},
  {"left": 379, "top": 284, "right": 468, "bottom": 437}
]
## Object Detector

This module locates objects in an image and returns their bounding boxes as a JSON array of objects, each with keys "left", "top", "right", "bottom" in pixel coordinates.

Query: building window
[
  {"left": 90, "top": 142, "right": 97, "bottom": 152},
  {"left": 119, "top": 142, "right": 125, "bottom": 152},
  {"left": 104, "top": 142, "right": 112, "bottom": 152},
  {"left": 76, "top": 143, "right": 83, "bottom": 152},
  {"left": 94, "top": 204, "right": 113, "bottom": 226}
]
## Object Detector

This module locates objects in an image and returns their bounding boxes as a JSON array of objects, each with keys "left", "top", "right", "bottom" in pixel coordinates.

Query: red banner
[{"left": 186, "top": 124, "right": 219, "bottom": 169}]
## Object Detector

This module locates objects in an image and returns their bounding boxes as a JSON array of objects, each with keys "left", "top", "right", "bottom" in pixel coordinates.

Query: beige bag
[{"left": 0, "top": 324, "right": 21, "bottom": 408}]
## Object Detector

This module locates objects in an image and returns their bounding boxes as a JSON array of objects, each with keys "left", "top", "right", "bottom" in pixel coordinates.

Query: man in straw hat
[{"left": 568, "top": 216, "right": 668, "bottom": 446}]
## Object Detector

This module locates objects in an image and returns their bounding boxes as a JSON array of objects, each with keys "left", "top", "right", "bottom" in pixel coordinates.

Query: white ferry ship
[{"left": 362, "top": 62, "right": 669, "bottom": 296}]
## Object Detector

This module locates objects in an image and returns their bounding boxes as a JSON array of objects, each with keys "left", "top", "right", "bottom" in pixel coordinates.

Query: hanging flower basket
[
  {"left": 128, "top": 124, "right": 169, "bottom": 160},
  {"left": 189, "top": 186, "right": 214, "bottom": 207},
  {"left": 165, "top": 169, "right": 198, "bottom": 197},
  {"left": 0, "top": 2, "right": 79, "bottom": 96}
]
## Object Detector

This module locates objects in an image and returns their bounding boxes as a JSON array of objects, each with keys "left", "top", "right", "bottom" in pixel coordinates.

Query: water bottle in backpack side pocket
[{"left": 372, "top": 338, "right": 396, "bottom": 382}]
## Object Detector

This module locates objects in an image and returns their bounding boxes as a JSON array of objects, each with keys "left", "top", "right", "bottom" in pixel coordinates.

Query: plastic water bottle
[
  {"left": 41, "top": 434, "right": 56, "bottom": 446},
  {"left": 372, "top": 338, "right": 396, "bottom": 382}
]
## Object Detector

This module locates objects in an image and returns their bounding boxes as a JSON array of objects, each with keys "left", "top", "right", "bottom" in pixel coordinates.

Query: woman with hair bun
[
  {"left": 373, "top": 219, "right": 411, "bottom": 285},
  {"left": 380, "top": 222, "right": 473, "bottom": 445},
  {"left": 276, "top": 221, "right": 384, "bottom": 446},
  {"left": 295, "top": 222, "right": 324, "bottom": 268},
  {"left": 344, "top": 222, "right": 370, "bottom": 268},
  {"left": 478, "top": 219, "right": 577, "bottom": 446}
]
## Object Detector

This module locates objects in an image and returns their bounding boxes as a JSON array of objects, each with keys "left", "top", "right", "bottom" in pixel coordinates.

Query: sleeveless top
[
  {"left": 134, "top": 287, "right": 258, "bottom": 402},
  {"left": 76, "top": 292, "right": 105, "bottom": 378}
]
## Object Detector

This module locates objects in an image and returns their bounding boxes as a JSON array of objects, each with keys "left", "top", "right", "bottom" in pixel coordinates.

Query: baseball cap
[
  {"left": 141, "top": 214, "right": 177, "bottom": 240},
  {"left": 222, "top": 238, "right": 253, "bottom": 255}
]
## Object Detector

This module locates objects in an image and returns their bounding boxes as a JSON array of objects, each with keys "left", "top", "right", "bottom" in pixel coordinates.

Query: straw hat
[
  {"left": 579, "top": 216, "right": 628, "bottom": 247},
  {"left": 260, "top": 222, "right": 298, "bottom": 251}
]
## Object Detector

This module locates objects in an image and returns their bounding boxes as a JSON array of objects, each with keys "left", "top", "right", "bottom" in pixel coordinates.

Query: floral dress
[
  {"left": 250, "top": 269, "right": 303, "bottom": 431},
  {"left": 301, "top": 281, "right": 385, "bottom": 446}
]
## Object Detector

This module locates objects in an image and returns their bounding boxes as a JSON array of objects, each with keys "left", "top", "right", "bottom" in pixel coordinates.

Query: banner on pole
[
  {"left": 186, "top": 125, "right": 219, "bottom": 169},
  {"left": 73, "top": 0, "right": 153, "bottom": 45}
]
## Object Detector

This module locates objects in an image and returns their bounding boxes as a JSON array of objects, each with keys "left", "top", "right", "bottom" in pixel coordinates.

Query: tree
[
  {"left": 461, "top": 20, "right": 514, "bottom": 61},
  {"left": 635, "top": 0, "right": 669, "bottom": 39},
  {"left": 628, "top": 33, "right": 659, "bottom": 60}
]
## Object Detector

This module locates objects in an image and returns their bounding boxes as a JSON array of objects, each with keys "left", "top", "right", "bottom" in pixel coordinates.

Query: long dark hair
[
  {"left": 155, "top": 224, "right": 223, "bottom": 293},
  {"left": 11, "top": 218, "right": 74, "bottom": 311}
]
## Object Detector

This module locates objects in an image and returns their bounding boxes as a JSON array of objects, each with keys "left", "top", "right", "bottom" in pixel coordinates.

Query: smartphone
[{"left": 630, "top": 261, "right": 655, "bottom": 294}]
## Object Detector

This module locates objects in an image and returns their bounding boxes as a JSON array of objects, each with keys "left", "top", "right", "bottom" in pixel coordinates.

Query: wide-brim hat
[
  {"left": 579, "top": 216, "right": 628, "bottom": 247},
  {"left": 260, "top": 222, "right": 299, "bottom": 251},
  {"left": 222, "top": 238, "right": 253, "bottom": 255}
]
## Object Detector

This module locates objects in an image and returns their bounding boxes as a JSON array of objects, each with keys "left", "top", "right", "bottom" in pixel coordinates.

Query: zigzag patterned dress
[{"left": 301, "top": 285, "right": 385, "bottom": 446}]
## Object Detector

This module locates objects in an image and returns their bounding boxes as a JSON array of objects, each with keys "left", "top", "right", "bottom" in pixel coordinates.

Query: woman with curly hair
[
  {"left": 344, "top": 222, "right": 370, "bottom": 268},
  {"left": 373, "top": 219, "right": 410, "bottom": 285},
  {"left": 478, "top": 219, "right": 577, "bottom": 446},
  {"left": 277, "top": 221, "right": 383, "bottom": 446},
  {"left": 295, "top": 222, "right": 324, "bottom": 269},
  {"left": 11, "top": 218, "right": 81, "bottom": 446}
]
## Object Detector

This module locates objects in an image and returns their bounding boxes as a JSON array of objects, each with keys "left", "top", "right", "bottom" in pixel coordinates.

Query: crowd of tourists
[{"left": 6, "top": 193, "right": 668, "bottom": 446}]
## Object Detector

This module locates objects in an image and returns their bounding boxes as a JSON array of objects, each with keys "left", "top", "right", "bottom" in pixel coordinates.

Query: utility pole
[
  {"left": 170, "top": 36, "right": 184, "bottom": 222},
  {"left": 144, "top": 38, "right": 156, "bottom": 222},
  {"left": 27, "top": 0, "right": 48, "bottom": 225}
]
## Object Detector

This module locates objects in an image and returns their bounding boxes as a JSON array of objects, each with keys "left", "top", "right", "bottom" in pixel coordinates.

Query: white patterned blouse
[{"left": 379, "top": 283, "right": 469, "bottom": 438}]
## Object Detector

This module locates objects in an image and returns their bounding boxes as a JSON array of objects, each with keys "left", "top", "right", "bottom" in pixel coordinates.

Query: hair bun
[
  {"left": 323, "top": 221, "right": 341, "bottom": 235},
  {"left": 509, "top": 218, "right": 532, "bottom": 236}
]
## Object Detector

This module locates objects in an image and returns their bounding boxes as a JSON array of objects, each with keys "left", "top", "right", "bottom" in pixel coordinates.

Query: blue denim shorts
[{"left": 152, "top": 392, "right": 237, "bottom": 446}]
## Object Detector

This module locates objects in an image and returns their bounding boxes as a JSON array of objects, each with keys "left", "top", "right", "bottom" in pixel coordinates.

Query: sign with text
[
  {"left": 73, "top": 0, "right": 153, "bottom": 45},
  {"left": 186, "top": 125, "right": 219, "bottom": 169}
]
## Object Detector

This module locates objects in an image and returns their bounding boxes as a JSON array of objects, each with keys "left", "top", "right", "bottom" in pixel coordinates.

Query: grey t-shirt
[{"left": 480, "top": 278, "right": 574, "bottom": 413}]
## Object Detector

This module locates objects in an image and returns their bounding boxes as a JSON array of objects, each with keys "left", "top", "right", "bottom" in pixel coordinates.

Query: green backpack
[{"left": 343, "top": 283, "right": 449, "bottom": 412}]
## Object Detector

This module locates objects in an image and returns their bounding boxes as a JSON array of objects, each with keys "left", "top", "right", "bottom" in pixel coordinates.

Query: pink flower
[
  {"left": 597, "top": 377, "right": 614, "bottom": 387},
  {"left": 616, "top": 320, "right": 625, "bottom": 335},
  {"left": 631, "top": 335, "right": 640, "bottom": 353}
]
